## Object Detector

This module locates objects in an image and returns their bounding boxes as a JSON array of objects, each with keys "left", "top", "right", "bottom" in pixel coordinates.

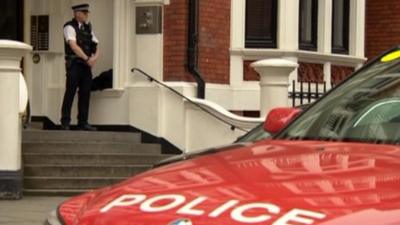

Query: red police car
[{"left": 45, "top": 48, "right": 400, "bottom": 225}]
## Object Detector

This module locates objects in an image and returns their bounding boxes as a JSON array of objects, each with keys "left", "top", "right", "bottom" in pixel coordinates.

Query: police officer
[{"left": 61, "top": 3, "right": 99, "bottom": 131}]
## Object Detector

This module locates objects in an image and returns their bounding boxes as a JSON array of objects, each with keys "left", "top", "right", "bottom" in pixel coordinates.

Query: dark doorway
[{"left": 0, "top": 0, "right": 24, "bottom": 41}]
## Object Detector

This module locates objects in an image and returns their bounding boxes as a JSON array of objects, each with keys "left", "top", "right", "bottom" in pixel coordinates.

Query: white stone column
[
  {"left": 278, "top": 0, "right": 299, "bottom": 50},
  {"left": 230, "top": 0, "right": 245, "bottom": 49},
  {"left": 251, "top": 59, "right": 298, "bottom": 117},
  {"left": 229, "top": 0, "right": 245, "bottom": 86},
  {"left": 113, "top": 0, "right": 127, "bottom": 89},
  {"left": 318, "top": 0, "right": 332, "bottom": 54},
  {"left": 0, "top": 40, "right": 32, "bottom": 199},
  {"left": 324, "top": 62, "right": 332, "bottom": 89},
  {"left": 349, "top": 0, "right": 365, "bottom": 58}
]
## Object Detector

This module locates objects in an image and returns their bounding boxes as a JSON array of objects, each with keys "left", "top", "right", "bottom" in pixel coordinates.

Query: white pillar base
[
  {"left": 0, "top": 40, "right": 32, "bottom": 199},
  {"left": 251, "top": 59, "right": 298, "bottom": 117}
]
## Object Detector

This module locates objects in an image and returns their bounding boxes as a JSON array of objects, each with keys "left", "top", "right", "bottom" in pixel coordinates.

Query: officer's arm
[
  {"left": 90, "top": 31, "right": 100, "bottom": 61},
  {"left": 87, "top": 47, "right": 99, "bottom": 67},
  {"left": 91, "top": 46, "right": 100, "bottom": 61},
  {"left": 87, "top": 32, "right": 99, "bottom": 67},
  {"left": 68, "top": 40, "right": 90, "bottom": 61}
]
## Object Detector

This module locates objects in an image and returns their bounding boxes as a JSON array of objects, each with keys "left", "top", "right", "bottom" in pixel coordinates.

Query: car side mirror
[{"left": 264, "top": 107, "right": 302, "bottom": 134}]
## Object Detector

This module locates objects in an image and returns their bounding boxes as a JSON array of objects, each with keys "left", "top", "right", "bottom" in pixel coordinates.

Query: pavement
[{"left": 0, "top": 197, "right": 67, "bottom": 225}]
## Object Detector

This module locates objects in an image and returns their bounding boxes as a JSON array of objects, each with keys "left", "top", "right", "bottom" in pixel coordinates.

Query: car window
[
  {"left": 353, "top": 98, "right": 400, "bottom": 127},
  {"left": 277, "top": 48, "right": 400, "bottom": 145}
]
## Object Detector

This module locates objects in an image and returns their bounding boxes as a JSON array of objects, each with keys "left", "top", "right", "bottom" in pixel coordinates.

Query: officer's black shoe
[
  {"left": 60, "top": 125, "right": 70, "bottom": 130},
  {"left": 78, "top": 124, "right": 97, "bottom": 131}
]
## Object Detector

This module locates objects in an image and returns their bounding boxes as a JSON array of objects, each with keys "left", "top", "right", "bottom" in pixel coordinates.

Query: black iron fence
[{"left": 289, "top": 80, "right": 336, "bottom": 107}]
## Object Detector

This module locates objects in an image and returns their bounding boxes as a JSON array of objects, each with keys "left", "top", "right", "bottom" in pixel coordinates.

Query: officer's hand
[{"left": 87, "top": 57, "right": 97, "bottom": 67}]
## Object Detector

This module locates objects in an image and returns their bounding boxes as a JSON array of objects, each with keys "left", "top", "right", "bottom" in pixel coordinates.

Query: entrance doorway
[{"left": 0, "top": 0, "right": 23, "bottom": 41}]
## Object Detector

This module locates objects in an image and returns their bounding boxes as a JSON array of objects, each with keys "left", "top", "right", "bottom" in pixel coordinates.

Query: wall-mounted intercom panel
[
  {"left": 31, "top": 15, "right": 49, "bottom": 51},
  {"left": 136, "top": 6, "right": 162, "bottom": 34}
]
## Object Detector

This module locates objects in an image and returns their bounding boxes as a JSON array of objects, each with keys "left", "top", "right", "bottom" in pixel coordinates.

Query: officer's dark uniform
[{"left": 61, "top": 15, "right": 97, "bottom": 129}]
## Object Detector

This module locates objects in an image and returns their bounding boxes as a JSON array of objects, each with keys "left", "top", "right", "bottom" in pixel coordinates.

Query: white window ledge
[{"left": 230, "top": 48, "right": 366, "bottom": 66}]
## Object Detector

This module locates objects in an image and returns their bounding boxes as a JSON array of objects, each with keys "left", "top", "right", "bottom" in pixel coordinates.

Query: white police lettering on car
[{"left": 100, "top": 194, "right": 326, "bottom": 224}]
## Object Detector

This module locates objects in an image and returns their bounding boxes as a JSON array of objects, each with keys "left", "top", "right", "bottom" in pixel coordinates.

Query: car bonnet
[{"left": 58, "top": 140, "right": 400, "bottom": 225}]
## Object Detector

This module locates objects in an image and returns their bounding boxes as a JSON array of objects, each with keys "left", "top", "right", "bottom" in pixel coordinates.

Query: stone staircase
[{"left": 22, "top": 128, "right": 172, "bottom": 196}]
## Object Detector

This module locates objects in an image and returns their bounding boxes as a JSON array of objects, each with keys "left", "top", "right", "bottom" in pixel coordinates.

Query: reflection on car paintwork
[{"left": 45, "top": 47, "right": 400, "bottom": 225}]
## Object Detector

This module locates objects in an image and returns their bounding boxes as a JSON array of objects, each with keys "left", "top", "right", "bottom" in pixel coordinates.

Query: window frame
[
  {"left": 299, "top": 0, "right": 318, "bottom": 51},
  {"left": 245, "top": 0, "right": 278, "bottom": 49},
  {"left": 0, "top": 0, "right": 24, "bottom": 41},
  {"left": 331, "top": 0, "right": 350, "bottom": 54}
]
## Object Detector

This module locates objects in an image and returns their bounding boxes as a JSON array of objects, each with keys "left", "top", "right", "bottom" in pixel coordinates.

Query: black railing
[
  {"left": 289, "top": 80, "right": 335, "bottom": 107},
  {"left": 131, "top": 68, "right": 249, "bottom": 132}
]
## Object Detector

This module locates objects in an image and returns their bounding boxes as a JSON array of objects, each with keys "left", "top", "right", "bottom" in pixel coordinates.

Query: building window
[
  {"left": 0, "top": 0, "right": 23, "bottom": 41},
  {"left": 332, "top": 0, "right": 349, "bottom": 54},
  {"left": 299, "top": 0, "right": 318, "bottom": 51},
  {"left": 245, "top": 0, "right": 277, "bottom": 48}
]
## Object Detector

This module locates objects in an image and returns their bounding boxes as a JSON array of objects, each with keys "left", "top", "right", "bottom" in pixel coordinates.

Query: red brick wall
[
  {"left": 298, "top": 63, "right": 324, "bottom": 83},
  {"left": 164, "top": 0, "right": 191, "bottom": 82},
  {"left": 331, "top": 65, "right": 354, "bottom": 85},
  {"left": 163, "top": 0, "right": 231, "bottom": 84},
  {"left": 366, "top": 1, "right": 400, "bottom": 60},
  {"left": 243, "top": 61, "right": 259, "bottom": 81}
]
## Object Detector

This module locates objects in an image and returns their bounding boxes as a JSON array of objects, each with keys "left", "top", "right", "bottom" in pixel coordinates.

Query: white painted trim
[
  {"left": 229, "top": 55, "right": 244, "bottom": 86},
  {"left": 229, "top": 0, "right": 246, "bottom": 87},
  {"left": 134, "top": 0, "right": 170, "bottom": 5},
  {"left": 323, "top": 62, "right": 332, "bottom": 88},
  {"left": 230, "top": 0, "right": 245, "bottom": 49},
  {"left": 318, "top": 0, "right": 332, "bottom": 54},
  {"left": 113, "top": 0, "right": 129, "bottom": 89},
  {"left": 113, "top": 0, "right": 121, "bottom": 89},
  {"left": 349, "top": 0, "right": 365, "bottom": 58},
  {"left": 187, "top": 97, "right": 264, "bottom": 128},
  {"left": 230, "top": 48, "right": 365, "bottom": 66},
  {"left": 278, "top": 0, "right": 299, "bottom": 50}
]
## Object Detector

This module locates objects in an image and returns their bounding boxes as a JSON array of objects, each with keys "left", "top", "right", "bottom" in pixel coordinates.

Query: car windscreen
[{"left": 276, "top": 48, "right": 400, "bottom": 145}]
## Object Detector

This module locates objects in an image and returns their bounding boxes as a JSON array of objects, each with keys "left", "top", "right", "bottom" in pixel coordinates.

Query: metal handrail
[{"left": 131, "top": 68, "right": 249, "bottom": 132}]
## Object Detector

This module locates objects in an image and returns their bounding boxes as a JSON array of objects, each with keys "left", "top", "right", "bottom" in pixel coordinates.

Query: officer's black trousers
[{"left": 61, "top": 62, "right": 93, "bottom": 126}]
